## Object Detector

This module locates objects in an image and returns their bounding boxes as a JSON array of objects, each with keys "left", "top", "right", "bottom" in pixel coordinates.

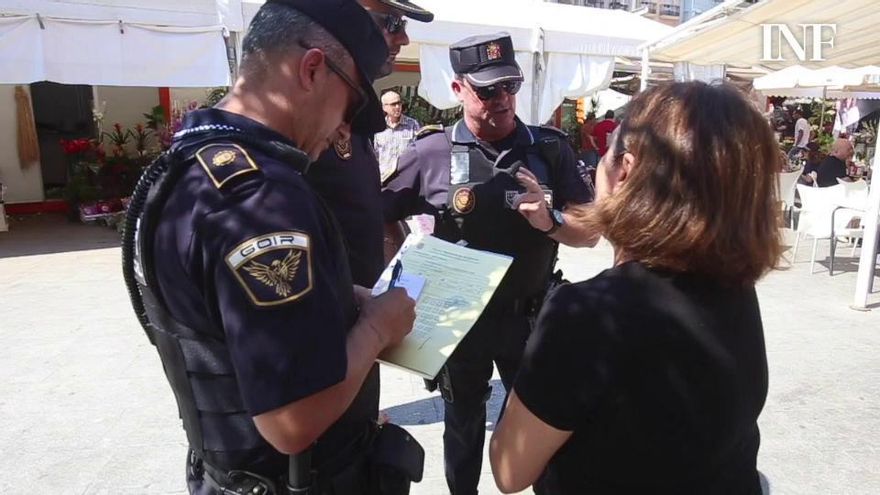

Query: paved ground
[{"left": 1, "top": 213, "right": 879, "bottom": 494}]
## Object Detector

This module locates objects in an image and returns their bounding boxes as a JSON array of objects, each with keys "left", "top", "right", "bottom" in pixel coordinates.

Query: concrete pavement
[{"left": 1, "top": 213, "right": 879, "bottom": 494}]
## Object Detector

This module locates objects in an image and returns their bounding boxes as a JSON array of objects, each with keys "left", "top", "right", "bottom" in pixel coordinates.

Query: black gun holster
[
  {"left": 287, "top": 423, "right": 425, "bottom": 495},
  {"left": 423, "top": 365, "right": 455, "bottom": 403}
]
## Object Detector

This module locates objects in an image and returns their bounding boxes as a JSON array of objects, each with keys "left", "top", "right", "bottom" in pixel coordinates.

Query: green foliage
[
  {"left": 816, "top": 132, "right": 835, "bottom": 154},
  {"left": 559, "top": 100, "right": 582, "bottom": 153},
  {"left": 63, "top": 170, "right": 100, "bottom": 204},
  {"left": 862, "top": 118, "right": 878, "bottom": 145},
  {"left": 806, "top": 100, "right": 835, "bottom": 126},
  {"left": 143, "top": 105, "right": 166, "bottom": 131},
  {"left": 394, "top": 88, "right": 461, "bottom": 127},
  {"left": 205, "top": 87, "right": 229, "bottom": 108}
]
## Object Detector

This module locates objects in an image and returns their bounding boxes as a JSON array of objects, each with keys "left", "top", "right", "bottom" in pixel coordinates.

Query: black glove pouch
[{"left": 371, "top": 423, "right": 424, "bottom": 483}]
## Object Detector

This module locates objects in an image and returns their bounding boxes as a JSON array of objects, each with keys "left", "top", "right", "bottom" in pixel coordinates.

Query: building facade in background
[{"left": 550, "top": 0, "right": 725, "bottom": 25}]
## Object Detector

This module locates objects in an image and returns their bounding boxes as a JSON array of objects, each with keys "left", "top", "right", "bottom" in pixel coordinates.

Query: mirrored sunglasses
[
  {"left": 370, "top": 12, "right": 407, "bottom": 35},
  {"left": 472, "top": 80, "right": 522, "bottom": 101}
]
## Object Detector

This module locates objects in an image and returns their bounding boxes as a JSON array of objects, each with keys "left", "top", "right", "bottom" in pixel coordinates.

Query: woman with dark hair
[{"left": 490, "top": 82, "right": 782, "bottom": 494}]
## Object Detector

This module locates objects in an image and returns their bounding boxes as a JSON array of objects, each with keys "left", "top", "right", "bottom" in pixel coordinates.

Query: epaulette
[
  {"left": 416, "top": 124, "right": 444, "bottom": 139},
  {"left": 535, "top": 125, "right": 568, "bottom": 139},
  {"left": 195, "top": 142, "right": 260, "bottom": 189}
]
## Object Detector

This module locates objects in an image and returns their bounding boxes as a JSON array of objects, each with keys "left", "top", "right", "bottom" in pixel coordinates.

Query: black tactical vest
[
  {"left": 127, "top": 130, "right": 377, "bottom": 477},
  {"left": 433, "top": 124, "right": 560, "bottom": 304}
]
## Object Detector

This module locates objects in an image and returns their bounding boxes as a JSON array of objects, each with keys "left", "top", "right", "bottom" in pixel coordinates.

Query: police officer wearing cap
[
  {"left": 307, "top": 0, "right": 434, "bottom": 290},
  {"left": 382, "top": 33, "right": 599, "bottom": 495},
  {"left": 121, "top": 1, "right": 424, "bottom": 494}
]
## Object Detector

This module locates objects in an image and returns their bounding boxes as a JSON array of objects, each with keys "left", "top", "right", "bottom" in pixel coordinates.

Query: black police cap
[
  {"left": 449, "top": 33, "right": 523, "bottom": 87},
  {"left": 376, "top": 0, "right": 434, "bottom": 22},
  {"left": 263, "top": 0, "right": 388, "bottom": 133}
]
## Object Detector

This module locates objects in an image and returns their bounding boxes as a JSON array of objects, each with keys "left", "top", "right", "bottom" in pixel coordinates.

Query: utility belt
[{"left": 193, "top": 422, "right": 424, "bottom": 495}]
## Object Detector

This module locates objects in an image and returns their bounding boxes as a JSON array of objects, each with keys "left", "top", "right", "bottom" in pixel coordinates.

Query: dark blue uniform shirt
[
  {"left": 307, "top": 134, "right": 385, "bottom": 287},
  {"left": 382, "top": 117, "right": 591, "bottom": 221},
  {"left": 153, "top": 109, "right": 353, "bottom": 417},
  {"left": 382, "top": 117, "right": 592, "bottom": 305}
]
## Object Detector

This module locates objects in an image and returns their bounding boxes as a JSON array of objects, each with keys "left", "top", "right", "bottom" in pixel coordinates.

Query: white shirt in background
[{"left": 794, "top": 117, "right": 811, "bottom": 148}]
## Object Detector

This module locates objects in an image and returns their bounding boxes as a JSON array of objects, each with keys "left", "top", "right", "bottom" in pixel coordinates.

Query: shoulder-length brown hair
[{"left": 581, "top": 81, "right": 782, "bottom": 285}]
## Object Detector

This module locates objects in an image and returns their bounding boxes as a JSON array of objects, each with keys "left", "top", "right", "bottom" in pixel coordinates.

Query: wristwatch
[{"left": 541, "top": 207, "right": 564, "bottom": 235}]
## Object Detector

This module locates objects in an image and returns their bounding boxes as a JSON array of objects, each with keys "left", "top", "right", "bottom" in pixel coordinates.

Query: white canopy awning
[
  {"left": 238, "top": 0, "right": 669, "bottom": 123},
  {"left": 646, "top": 0, "right": 880, "bottom": 72},
  {"left": 0, "top": 1, "right": 234, "bottom": 87},
  {"left": 755, "top": 65, "right": 880, "bottom": 99},
  {"left": 405, "top": 0, "right": 670, "bottom": 124}
]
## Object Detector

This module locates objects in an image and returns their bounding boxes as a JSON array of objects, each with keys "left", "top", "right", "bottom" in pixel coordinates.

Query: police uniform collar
[
  {"left": 177, "top": 108, "right": 310, "bottom": 173},
  {"left": 451, "top": 117, "right": 534, "bottom": 147},
  {"left": 177, "top": 109, "right": 299, "bottom": 150}
]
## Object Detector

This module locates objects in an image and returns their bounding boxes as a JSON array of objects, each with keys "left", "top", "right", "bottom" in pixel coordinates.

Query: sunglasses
[
  {"left": 469, "top": 80, "right": 522, "bottom": 101},
  {"left": 370, "top": 12, "right": 407, "bottom": 35},
  {"left": 298, "top": 41, "right": 367, "bottom": 124}
]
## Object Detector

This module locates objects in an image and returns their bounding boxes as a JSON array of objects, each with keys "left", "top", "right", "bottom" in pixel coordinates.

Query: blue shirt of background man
[{"left": 152, "top": 108, "right": 351, "bottom": 417}]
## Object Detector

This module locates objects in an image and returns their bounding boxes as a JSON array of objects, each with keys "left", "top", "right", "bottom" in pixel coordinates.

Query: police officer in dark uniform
[
  {"left": 307, "top": 0, "right": 433, "bottom": 289},
  {"left": 121, "top": 1, "right": 422, "bottom": 493},
  {"left": 382, "top": 33, "right": 599, "bottom": 495}
]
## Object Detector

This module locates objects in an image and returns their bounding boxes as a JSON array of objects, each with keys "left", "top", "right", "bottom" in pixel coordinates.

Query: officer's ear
[
  {"left": 298, "top": 48, "right": 327, "bottom": 92},
  {"left": 451, "top": 78, "right": 465, "bottom": 102}
]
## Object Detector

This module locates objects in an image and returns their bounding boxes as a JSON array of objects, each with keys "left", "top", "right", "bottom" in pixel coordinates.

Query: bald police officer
[
  {"left": 307, "top": 0, "right": 434, "bottom": 290},
  {"left": 121, "top": 1, "right": 421, "bottom": 493},
  {"left": 382, "top": 33, "right": 599, "bottom": 495}
]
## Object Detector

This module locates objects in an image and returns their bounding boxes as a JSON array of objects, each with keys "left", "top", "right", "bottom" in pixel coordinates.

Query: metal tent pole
[{"left": 852, "top": 148, "right": 880, "bottom": 310}]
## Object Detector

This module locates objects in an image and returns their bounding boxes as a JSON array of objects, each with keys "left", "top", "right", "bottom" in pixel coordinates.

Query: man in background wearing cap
[
  {"left": 307, "top": 0, "right": 433, "bottom": 293},
  {"left": 122, "top": 2, "right": 421, "bottom": 493},
  {"left": 382, "top": 33, "right": 599, "bottom": 494}
]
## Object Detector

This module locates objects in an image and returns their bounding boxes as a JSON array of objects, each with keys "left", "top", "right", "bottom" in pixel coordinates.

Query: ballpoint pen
[{"left": 389, "top": 260, "right": 403, "bottom": 290}]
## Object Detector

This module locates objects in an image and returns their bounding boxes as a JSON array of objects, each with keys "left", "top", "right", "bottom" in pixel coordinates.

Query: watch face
[{"left": 552, "top": 208, "right": 565, "bottom": 226}]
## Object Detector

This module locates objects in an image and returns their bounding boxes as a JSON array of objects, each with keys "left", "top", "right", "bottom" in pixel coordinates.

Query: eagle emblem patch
[{"left": 225, "top": 232, "right": 312, "bottom": 306}]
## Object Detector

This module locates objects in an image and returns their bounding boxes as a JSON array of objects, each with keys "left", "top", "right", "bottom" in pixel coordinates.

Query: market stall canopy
[
  {"left": 404, "top": 0, "right": 671, "bottom": 124},
  {"left": 645, "top": 0, "right": 880, "bottom": 72},
  {"left": 754, "top": 65, "right": 880, "bottom": 99},
  {"left": 0, "top": 0, "right": 236, "bottom": 87},
  {"left": 238, "top": 0, "right": 669, "bottom": 123}
]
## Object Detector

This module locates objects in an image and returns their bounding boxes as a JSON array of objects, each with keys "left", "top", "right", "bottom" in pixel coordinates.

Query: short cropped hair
[
  {"left": 240, "top": 3, "right": 349, "bottom": 75},
  {"left": 581, "top": 82, "right": 782, "bottom": 285}
]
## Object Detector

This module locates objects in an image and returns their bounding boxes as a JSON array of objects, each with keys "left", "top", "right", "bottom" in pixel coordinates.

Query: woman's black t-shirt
[{"left": 514, "top": 261, "right": 768, "bottom": 494}]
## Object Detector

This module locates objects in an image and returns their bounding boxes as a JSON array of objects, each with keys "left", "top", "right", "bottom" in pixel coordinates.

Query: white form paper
[{"left": 371, "top": 234, "right": 513, "bottom": 379}]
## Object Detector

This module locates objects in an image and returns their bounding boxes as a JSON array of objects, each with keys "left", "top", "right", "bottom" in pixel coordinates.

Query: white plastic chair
[
  {"left": 834, "top": 179, "right": 870, "bottom": 260},
  {"left": 836, "top": 179, "right": 869, "bottom": 207},
  {"left": 777, "top": 170, "right": 801, "bottom": 228},
  {"left": 792, "top": 184, "right": 864, "bottom": 274}
]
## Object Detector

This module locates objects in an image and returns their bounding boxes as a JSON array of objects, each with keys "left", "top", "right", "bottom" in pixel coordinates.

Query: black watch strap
[{"left": 540, "top": 207, "right": 562, "bottom": 235}]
